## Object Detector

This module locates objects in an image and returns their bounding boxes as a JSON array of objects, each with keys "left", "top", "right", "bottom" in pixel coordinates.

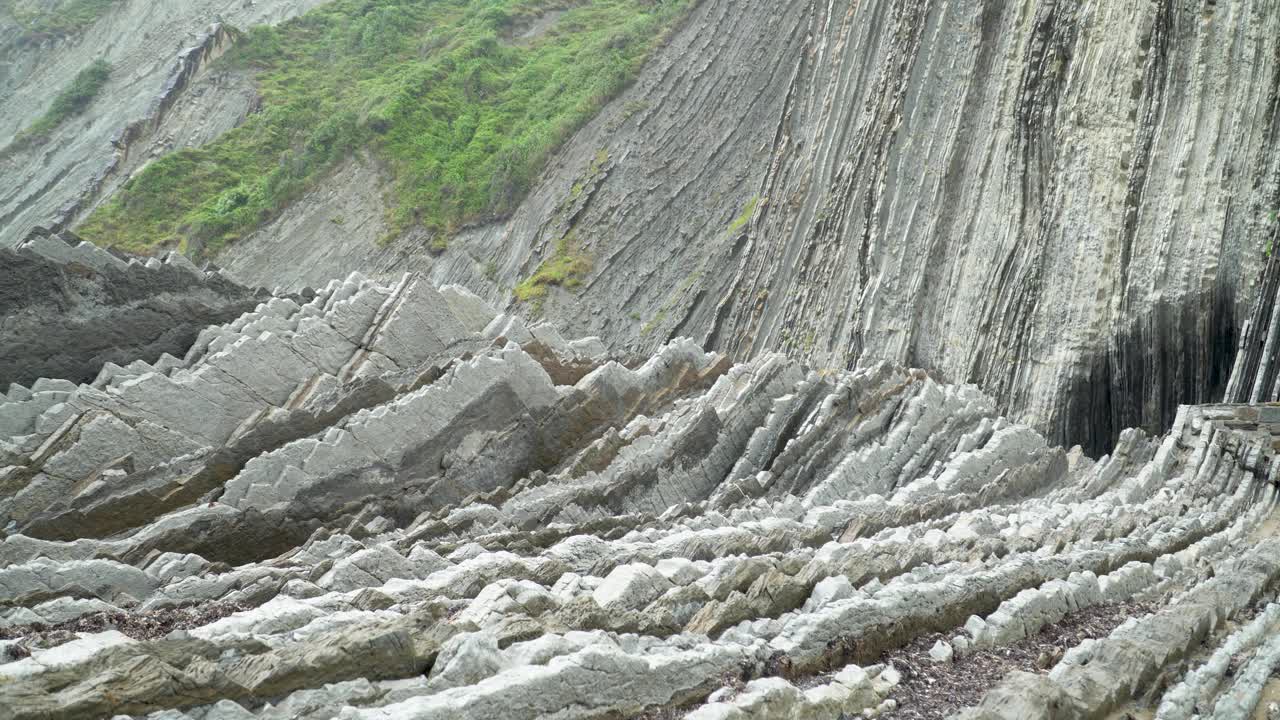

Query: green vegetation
[
  {"left": 2, "top": 0, "right": 123, "bottom": 41},
  {"left": 1, "top": 59, "right": 110, "bottom": 156},
  {"left": 727, "top": 194, "right": 760, "bottom": 236},
  {"left": 513, "top": 234, "right": 592, "bottom": 310},
  {"left": 80, "top": 0, "right": 693, "bottom": 256}
]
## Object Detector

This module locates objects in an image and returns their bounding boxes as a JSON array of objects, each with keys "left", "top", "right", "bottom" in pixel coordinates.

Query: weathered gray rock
[
  {"left": 1, "top": 272, "right": 1280, "bottom": 720},
  {"left": 0, "top": 232, "right": 266, "bottom": 388}
]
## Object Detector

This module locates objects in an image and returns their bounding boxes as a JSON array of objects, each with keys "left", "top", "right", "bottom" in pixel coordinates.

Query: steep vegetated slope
[
  {"left": 0, "top": 0, "right": 333, "bottom": 247},
  {"left": 75, "top": 0, "right": 695, "bottom": 257}
]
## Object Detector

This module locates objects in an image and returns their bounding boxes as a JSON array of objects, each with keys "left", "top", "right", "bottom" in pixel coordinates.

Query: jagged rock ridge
[
  {"left": 3, "top": 270, "right": 1280, "bottom": 719},
  {"left": 0, "top": 229, "right": 268, "bottom": 389}
]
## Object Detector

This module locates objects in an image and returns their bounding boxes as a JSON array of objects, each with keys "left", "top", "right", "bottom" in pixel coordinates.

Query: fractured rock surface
[
  {"left": 4, "top": 270, "right": 1280, "bottom": 719},
  {"left": 0, "top": 230, "right": 267, "bottom": 388}
]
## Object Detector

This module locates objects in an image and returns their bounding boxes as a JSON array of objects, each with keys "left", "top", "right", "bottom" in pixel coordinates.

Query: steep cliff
[
  {"left": 224, "top": 0, "right": 1278, "bottom": 457},
  {"left": 431, "top": 0, "right": 1280, "bottom": 457}
]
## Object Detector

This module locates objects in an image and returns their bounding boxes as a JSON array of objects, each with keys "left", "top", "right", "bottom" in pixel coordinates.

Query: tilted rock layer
[
  {"left": 0, "top": 230, "right": 268, "bottom": 389},
  {"left": 212, "top": 0, "right": 1280, "bottom": 457},
  {"left": 4, "top": 271, "right": 1280, "bottom": 719},
  {"left": 8, "top": 0, "right": 1276, "bottom": 457}
]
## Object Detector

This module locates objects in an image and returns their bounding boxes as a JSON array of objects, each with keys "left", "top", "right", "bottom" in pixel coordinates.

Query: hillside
[
  {"left": 6, "top": 1, "right": 1280, "bottom": 717},
  {"left": 5, "top": 0, "right": 1273, "bottom": 456}
]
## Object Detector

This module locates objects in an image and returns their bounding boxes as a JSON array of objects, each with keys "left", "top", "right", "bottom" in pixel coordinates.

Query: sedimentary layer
[
  {"left": 0, "top": 229, "right": 267, "bottom": 389},
  {"left": 217, "top": 0, "right": 1280, "bottom": 456},
  {"left": 3, "top": 272, "right": 1280, "bottom": 719}
]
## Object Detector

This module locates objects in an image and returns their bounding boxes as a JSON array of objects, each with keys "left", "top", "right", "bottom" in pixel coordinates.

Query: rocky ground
[{"left": 3, "top": 244, "right": 1280, "bottom": 719}]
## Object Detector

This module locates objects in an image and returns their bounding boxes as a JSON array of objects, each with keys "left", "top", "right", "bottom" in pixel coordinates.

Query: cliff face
[
  {"left": 262, "top": 0, "right": 1266, "bottom": 457},
  {"left": 493, "top": 0, "right": 1280, "bottom": 456},
  {"left": 22, "top": 0, "right": 1276, "bottom": 455},
  {"left": 0, "top": 0, "right": 328, "bottom": 248}
]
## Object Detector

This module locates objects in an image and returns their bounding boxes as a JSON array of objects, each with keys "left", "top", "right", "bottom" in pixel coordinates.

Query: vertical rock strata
[
  {"left": 398, "top": 0, "right": 1280, "bottom": 456},
  {"left": 3, "top": 272, "right": 1280, "bottom": 719}
]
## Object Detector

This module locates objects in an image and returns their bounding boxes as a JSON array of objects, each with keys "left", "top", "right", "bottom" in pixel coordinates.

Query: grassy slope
[
  {"left": 79, "top": 0, "right": 692, "bottom": 256},
  {"left": 1, "top": 59, "right": 111, "bottom": 156},
  {"left": 2, "top": 0, "right": 124, "bottom": 41}
]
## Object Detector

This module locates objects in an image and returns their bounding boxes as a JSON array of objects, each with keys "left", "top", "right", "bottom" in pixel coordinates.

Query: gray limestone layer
[
  {"left": 4, "top": 269, "right": 1280, "bottom": 719},
  {"left": 0, "top": 230, "right": 268, "bottom": 389}
]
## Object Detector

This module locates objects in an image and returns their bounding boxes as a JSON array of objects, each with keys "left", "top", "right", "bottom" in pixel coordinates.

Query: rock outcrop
[
  {"left": 4, "top": 270, "right": 1280, "bottom": 719},
  {"left": 0, "top": 229, "right": 267, "bottom": 388},
  {"left": 211, "top": 0, "right": 1280, "bottom": 460}
]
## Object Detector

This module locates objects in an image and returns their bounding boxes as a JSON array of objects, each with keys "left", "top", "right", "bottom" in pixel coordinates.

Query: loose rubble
[{"left": 3, "top": 268, "right": 1280, "bottom": 720}]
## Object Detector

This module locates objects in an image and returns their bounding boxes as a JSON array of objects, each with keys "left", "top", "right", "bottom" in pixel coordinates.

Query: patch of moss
[
  {"left": 2, "top": 59, "right": 110, "bottom": 157},
  {"left": 513, "top": 234, "right": 592, "bottom": 311},
  {"left": 727, "top": 194, "right": 760, "bottom": 236}
]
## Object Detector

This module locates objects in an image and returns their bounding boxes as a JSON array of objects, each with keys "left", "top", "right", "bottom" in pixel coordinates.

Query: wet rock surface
[{"left": 4, "top": 266, "right": 1280, "bottom": 719}]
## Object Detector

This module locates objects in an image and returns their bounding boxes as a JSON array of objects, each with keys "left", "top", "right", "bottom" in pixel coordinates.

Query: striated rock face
[
  {"left": 17, "top": 0, "right": 1274, "bottom": 457},
  {"left": 0, "top": 229, "right": 266, "bottom": 389},
  {"left": 265, "top": 0, "right": 1275, "bottom": 457},
  {"left": 4, "top": 270, "right": 1280, "bottom": 719}
]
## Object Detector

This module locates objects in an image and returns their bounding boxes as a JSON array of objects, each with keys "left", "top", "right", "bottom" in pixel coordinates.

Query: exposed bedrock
[
  {"left": 216, "top": 0, "right": 1280, "bottom": 456},
  {"left": 4, "top": 272, "right": 1280, "bottom": 719},
  {"left": 0, "top": 229, "right": 268, "bottom": 389}
]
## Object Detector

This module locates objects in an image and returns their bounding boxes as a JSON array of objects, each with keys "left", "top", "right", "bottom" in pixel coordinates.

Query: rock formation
[
  {"left": 0, "top": 229, "right": 268, "bottom": 389},
  {"left": 7, "top": 0, "right": 1278, "bottom": 457},
  {"left": 4, "top": 270, "right": 1280, "bottom": 719},
  {"left": 209, "top": 0, "right": 1280, "bottom": 459}
]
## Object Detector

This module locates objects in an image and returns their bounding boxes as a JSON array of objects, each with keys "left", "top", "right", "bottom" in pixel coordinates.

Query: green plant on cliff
[
  {"left": 513, "top": 233, "right": 592, "bottom": 311},
  {"left": 2, "top": 59, "right": 110, "bottom": 156},
  {"left": 79, "top": 0, "right": 694, "bottom": 256},
  {"left": 727, "top": 194, "right": 760, "bottom": 236},
  {"left": 2, "top": 0, "right": 124, "bottom": 41}
]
